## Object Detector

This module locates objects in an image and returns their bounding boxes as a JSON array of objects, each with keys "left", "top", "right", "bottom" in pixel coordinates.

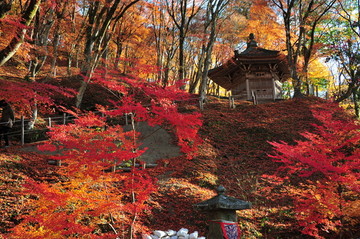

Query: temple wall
[
  {"left": 231, "top": 81, "right": 247, "bottom": 97},
  {"left": 249, "top": 78, "right": 273, "bottom": 99},
  {"left": 231, "top": 78, "right": 283, "bottom": 100}
]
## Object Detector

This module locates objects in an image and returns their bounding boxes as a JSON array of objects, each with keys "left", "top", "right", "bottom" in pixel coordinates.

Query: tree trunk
[
  {"left": 114, "top": 40, "right": 123, "bottom": 70},
  {"left": 0, "top": 0, "right": 41, "bottom": 66},
  {"left": 67, "top": 52, "right": 73, "bottom": 76},
  {"left": 163, "top": 54, "right": 172, "bottom": 87},
  {"left": 76, "top": 79, "right": 90, "bottom": 109},
  {"left": 352, "top": 88, "right": 359, "bottom": 118},
  {"left": 292, "top": 78, "right": 303, "bottom": 98},
  {"left": 335, "top": 82, "right": 356, "bottom": 103},
  {"left": 28, "top": 8, "right": 54, "bottom": 78},
  {"left": 166, "top": 0, "right": 200, "bottom": 87},
  {"left": 51, "top": 29, "right": 60, "bottom": 77},
  {"left": 189, "top": 47, "right": 205, "bottom": 94},
  {"left": 51, "top": 1, "right": 69, "bottom": 77},
  {"left": 75, "top": 0, "right": 140, "bottom": 108},
  {"left": 178, "top": 31, "right": 185, "bottom": 80},
  {"left": 0, "top": 0, "right": 13, "bottom": 19},
  {"left": 199, "top": 1, "right": 223, "bottom": 102}
]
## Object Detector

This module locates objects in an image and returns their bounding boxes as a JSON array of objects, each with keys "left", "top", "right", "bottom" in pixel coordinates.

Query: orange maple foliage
[{"left": 242, "top": 0, "right": 285, "bottom": 50}]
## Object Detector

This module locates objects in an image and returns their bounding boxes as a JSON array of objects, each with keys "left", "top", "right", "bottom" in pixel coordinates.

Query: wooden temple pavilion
[{"left": 208, "top": 33, "right": 290, "bottom": 103}]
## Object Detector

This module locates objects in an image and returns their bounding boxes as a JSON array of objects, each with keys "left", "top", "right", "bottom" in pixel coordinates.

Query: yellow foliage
[
  {"left": 344, "top": 200, "right": 360, "bottom": 218},
  {"left": 242, "top": 0, "right": 285, "bottom": 50},
  {"left": 308, "top": 59, "right": 331, "bottom": 82}
]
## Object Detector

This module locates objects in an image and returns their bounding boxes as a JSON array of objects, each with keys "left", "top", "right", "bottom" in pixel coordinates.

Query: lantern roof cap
[{"left": 194, "top": 186, "right": 251, "bottom": 211}]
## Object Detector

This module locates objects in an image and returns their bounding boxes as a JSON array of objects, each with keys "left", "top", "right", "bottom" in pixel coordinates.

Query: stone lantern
[{"left": 194, "top": 185, "right": 251, "bottom": 239}]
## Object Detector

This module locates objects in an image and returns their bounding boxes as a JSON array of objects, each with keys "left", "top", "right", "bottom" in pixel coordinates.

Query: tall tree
[
  {"left": 197, "top": 0, "right": 230, "bottom": 101},
  {"left": 149, "top": 1, "right": 178, "bottom": 87},
  {"left": 270, "top": 0, "right": 336, "bottom": 98},
  {"left": 109, "top": 4, "right": 153, "bottom": 76},
  {"left": 76, "top": 0, "right": 140, "bottom": 108},
  {"left": 300, "top": 0, "right": 336, "bottom": 95},
  {"left": 166, "top": 0, "right": 202, "bottom": 83},
  {"left": 0, "top": 0, "right": 41, "bottom": 66},
  {"left": 320, "top": 0, "right": 360, "bottom": 116},
  {"left": 111, "top": 11, "right": 138, "bottom": 71},
  {"left": 50, "top": 0, "right": 73, "bottom": 77},
  {"left": 27, "top": 2, "right": 56, "bottom": 79}
]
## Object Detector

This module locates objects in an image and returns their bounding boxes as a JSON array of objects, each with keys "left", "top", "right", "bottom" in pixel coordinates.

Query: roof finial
[
  {"left": 249, "top": 33, "right": 255, "bottom": 40},
  {"left": 247, "top": 33, "right": 258, "bottom": 48},
  {"left": 217, "top": 185, "right": 226, "bottom": 195}
]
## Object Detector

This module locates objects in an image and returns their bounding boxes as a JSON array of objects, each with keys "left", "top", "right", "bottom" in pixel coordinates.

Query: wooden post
[
  {"left": 246, "top": 79, "right": 250, "bottom": 100},
  {"left": 272, "top": 78, "right": 276, "bottom": 101},
  {"left": 229, "top": 96, "right": 235, "bottom": 109},
  {"left": 63, "top": 113, "right": 66, "bottom": 124},
  {"left": 252, "top": 90, "right": 257, "bottom": 105},
  {"left": 21, "top": 116, "right": 25, "bottom": 146}
]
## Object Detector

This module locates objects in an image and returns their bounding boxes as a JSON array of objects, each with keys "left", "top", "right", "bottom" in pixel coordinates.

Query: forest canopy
[{"left": 0, "top": 0, "right": 359, "bottom": 115}]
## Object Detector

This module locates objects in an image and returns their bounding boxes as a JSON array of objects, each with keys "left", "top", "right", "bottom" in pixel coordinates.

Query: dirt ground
[{"left": 19, "top": 122, "right": 181, "bottom": 164}]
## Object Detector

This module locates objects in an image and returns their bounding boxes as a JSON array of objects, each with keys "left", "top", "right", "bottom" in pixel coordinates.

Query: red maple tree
[
  {"left": 8, "top": 66, "right": 202, "bottom": 238},
  {"left": 263, "top": 102, "right": 360, "bottom": 238}
]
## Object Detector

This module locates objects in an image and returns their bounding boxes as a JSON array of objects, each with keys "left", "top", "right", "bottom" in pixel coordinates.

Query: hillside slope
[
  {"left": 0, "top": 96, "right": 358, "bottom": 238},
  {"left": 144, "top": 96, "right": 359, "bottom": 238}
]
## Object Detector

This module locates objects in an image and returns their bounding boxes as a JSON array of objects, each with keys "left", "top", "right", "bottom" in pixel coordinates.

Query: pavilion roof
[{"left": 208, "top": 34, "right": 291, "bottom": 91}]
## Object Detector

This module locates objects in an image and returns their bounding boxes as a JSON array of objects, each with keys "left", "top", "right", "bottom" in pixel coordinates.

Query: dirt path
[{"left": 18, "top": 122, "right": 182, "bottom": 164}]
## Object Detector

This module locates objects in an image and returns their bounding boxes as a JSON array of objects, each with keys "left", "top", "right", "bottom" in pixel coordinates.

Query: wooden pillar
[
  {"left": 272, "top": 78, "right": 276, "bottom": 101},
  {"left": 251, "top": 90, "right": 257, "bottom": 105},
  {"left": 246, "top": 79, "right": 250, "bottom": 100},
  {"left": 229, "top": 96, "right": 235, "bottom": 109}
]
